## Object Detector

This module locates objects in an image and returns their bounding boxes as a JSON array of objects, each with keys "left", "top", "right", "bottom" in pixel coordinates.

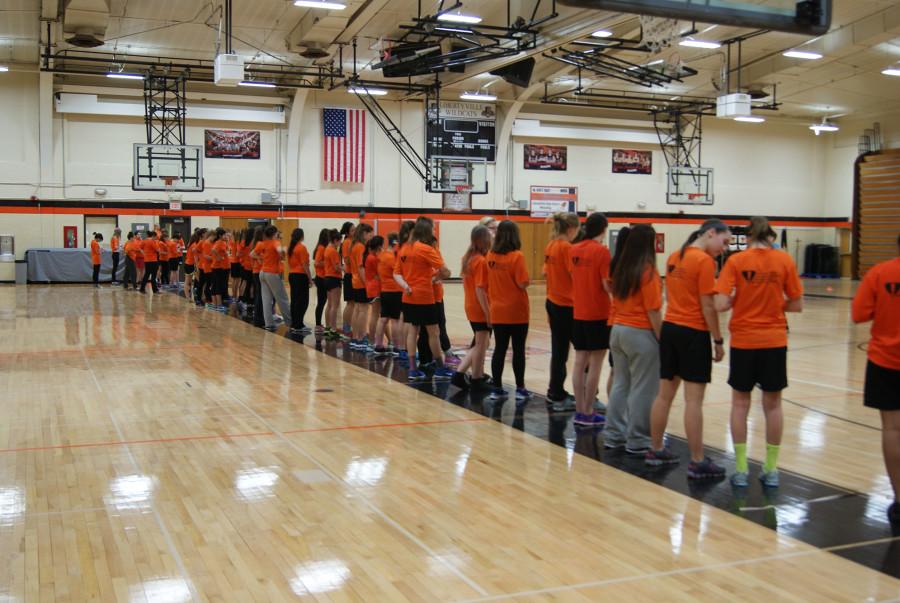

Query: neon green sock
[
  {"left": 764, "top": 444, "right": 780, "bottom": 474},
  {"left": 734, "top": 443, "right": 748, "bottom": 473}
]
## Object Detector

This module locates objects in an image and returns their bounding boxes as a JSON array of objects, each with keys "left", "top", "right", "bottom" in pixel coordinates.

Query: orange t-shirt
[
  {"left": 199, "top": 240, "right": 213, "bottom": 272},
  {"left": 90, "top": 240, "right": 101, "bottom": 265},
  {"left": 212, "top": 240, "right": 230, "bottom": 270},
  {"left": 289, "top": 243, "right": 309, "bottom": 274},
  {"left": 612, "top": 266, "right": 662, "bottom": 330},
  {"left": 349, "top": 242, "right": 366, "bottom": 289},
  {"left": 463, "top": 254, "right": 489, "bottom": 323},
  {"left": 176, "top": 239, "right": 184, "bottom": 256},
  {"left": 852, "top": 257, "right": 900, "bottom": 370},
  {"left": 158, "top": 240, "right": 169, "bottom": 261},
  {"left": 569, "top": 239, "right": 611, "bottom": 321},
  {"left": 324, "top": 246, "right": 341, "bottom": 278},
  {"left": 142, "top": 238, "right": 159, "bottom": 262},
  {"left": 110, "top": 236, "right": 119, "bottom": 253},
  {"left": 313, "top": 246, "right": 326, "bottom": 278},
  {"left": 167, "top": 240, "right": 179, "bottom": 261},
  {"left": 397, "top": 241, "right": 444, "bottom": 305},
  {"left": 378, "top": 250, "right": 402, "bottom": 293},
  {"left": 544, "top": 239, "right": 574, "bottom": 307},
  {"left": 254, "top": 240, "right": 282, "bottom": 274},
  {"left": 715, "top": 248, "right": 803, "bottom": 349},
  {"left": 341, "top": 238, "right": 353, "bottom": 274},
  {"left": 125, "top": 240, "right": 138, "bottom": 261},
  {"left": 239, "top": 242, "right": 252, "bottom": 270},
  {"left": 365, "top": 253, "right": 380, "bottom": 298},
  {"left": 486, "top": 250, "right": 529, "bottom": 324},
  {"left": 184, "top": 243, "right": 196, "bottom": 266},
  {"left": 227, "top": 240, "right": 235, "bottom": 264},
  {"left": 664, "top": 247, "right": 717, "bottom": 332}
]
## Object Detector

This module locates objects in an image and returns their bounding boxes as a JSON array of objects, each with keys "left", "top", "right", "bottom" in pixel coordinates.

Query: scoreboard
[{"left": 426, "top": 101, "right": 496, "bottom": 162}]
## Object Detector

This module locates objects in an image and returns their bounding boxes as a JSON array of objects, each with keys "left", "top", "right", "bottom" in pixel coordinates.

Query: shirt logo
[
  {"left": 572, "top": 256, "right": 581, "bottom": 266},
  {"left": 488, "top": 260, "right": 497, "bottom": 268},
  {"left": 667, "top": 264, "right": 676, "bottom": 274},
  {"left": 886, "top": 282, "right": 900, "bottom": 296},
  {"left": 741, "top": 270, "right": 757, "bottom": 282}
]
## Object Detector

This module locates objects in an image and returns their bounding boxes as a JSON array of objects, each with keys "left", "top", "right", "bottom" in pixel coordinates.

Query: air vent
[
  {"left": 300, "top": 46, "right": 329, "bottom": 60},
  {"left": 66, "top": 29, "right": 104, "bottom": 48}
]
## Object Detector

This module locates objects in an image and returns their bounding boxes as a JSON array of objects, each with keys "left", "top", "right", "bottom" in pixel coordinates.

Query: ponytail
[
  {"left": 747, "top": 216, "right": 776, "bottom": 246},
  {"left": 548, "top": 212, "right": 579, "bottom": 238},
  {"left": 680, "top": 219, "right": 729, "bottom": 259}
]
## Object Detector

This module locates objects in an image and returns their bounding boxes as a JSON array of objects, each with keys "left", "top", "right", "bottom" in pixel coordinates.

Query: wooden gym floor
[{"left": 0, "top": 280, "right": 898, "bottom": 602}]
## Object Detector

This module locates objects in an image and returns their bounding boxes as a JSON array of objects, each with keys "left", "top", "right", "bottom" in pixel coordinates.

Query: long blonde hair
[
  {"left": 748, "top": 216, "right": 776, "bottom": 246},
  {"left": 461, "top": 225, "right": 491, "bottom": 276},
  {"left": 548, "top": 212, "right": 579, "bottom": 238}
]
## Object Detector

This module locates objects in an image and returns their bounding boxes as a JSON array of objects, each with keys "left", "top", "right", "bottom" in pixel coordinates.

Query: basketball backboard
[
  {"left": 427, "top": 156, "right": 488, "bottom": 194},
  {"left": 133, "top": 144, "right": 204, "bottom": 192},
  {"left": 667, "top": 166, "right": 713, "bottom": 205}
]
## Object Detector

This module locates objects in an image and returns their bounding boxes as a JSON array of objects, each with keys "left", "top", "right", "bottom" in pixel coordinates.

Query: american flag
[{"left": 323, "top": 108, "right": 366, "bottom": 183}]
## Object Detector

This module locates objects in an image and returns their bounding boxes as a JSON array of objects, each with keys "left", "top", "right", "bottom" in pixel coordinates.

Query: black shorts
[
  {"left": 243, "top": 268, "right": 253, "bottom": 281},
  {"left": 184, "top": 264, "right": 195, "bottom": 275},
  {"left": 230, "top": 263, "right": 242, "bottom": 278},
  {"left": 352, "top": 287, "right": 368, "bottom": 304},
  {"left": 325, "top": 276, "right": 342, "bottom": 291},
  {"left": 169, "top": 258, "right": 180, "bottom": 272},
  {"left": 403, "top": 302, "right": 439, "bottom": 326},
  {"left": 470, "top": 321, "right": 492, "bottom": 333},
  {"left": 213, "top": 268, "right": 230, "bottom": 296},
  {"left": 381, "top": 291, "right": 402, "bottom": 319},
  {"left": 342, "top": 273, "right": 354, "bottom": 301},
  {"left": 660, "top": 322, "right": 712, "bottom": 383},
  {"left": 572, "top": 319, "right": 610, "bottom": 352},
  {"left": 864, "top": 360, "right": 900, "bottom": 411},
  {"left": 728, "top": 346, "right": 788, "bottom": 393}
]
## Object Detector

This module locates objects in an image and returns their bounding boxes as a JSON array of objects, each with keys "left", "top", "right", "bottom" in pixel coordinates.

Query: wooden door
[
  {"left": 530, "top": 221, "right": 553, "bottom": 281},
  {"left": 854, "top": 150, "right": 900, "bottom": 278},
  {"left": 220, "top": 217, "right": 249, "bottom": 233},
  {"left": 274, "top": 219, "right": 300, "bottom": 279}
]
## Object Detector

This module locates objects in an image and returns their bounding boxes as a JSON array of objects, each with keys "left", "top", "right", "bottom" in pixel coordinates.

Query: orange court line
[{"left": 0, "top": 417, "right": 490, "bottom": 454}]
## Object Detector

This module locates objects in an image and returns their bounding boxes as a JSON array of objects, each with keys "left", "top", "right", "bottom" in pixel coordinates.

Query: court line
[
  {"left": 225, "top": 391, "right": 490, "bottom": 598},
  {"left": 739, "top": 493, "right": 851, "bottom": 512},
  {"left": 782, "top": 396, "right": 881, "bottom": 432}
]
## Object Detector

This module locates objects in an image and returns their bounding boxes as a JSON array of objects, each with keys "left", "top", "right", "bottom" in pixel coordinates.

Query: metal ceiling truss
[
  {"left": 144, "top": 74, "right": 187, "bottom": 146},
  {"left": 543, "top": 46, "right": 698, "bottom": 88},
  {"left": 542, "top": 85, "right": 715, "bottom": 114},
  {"left": 654, "top": 110, "right": 703, "bottom": 173}
]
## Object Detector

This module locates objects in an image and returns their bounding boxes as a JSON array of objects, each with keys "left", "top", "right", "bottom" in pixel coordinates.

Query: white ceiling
[{"left": 2, "top": 0, "right": 900, "bottom": 122}]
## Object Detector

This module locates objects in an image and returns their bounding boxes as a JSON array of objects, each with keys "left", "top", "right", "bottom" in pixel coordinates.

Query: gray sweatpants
[
  {"left": 259, "top": 272, "right": 292, "bottom": 329},
  {"left": 606, "top": 324, "right": 661, "bottom": 451}
]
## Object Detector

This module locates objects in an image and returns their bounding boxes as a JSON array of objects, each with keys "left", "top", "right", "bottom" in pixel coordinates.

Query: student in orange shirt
[
  {"left": 363, "top": 236, "right": 385, "bottom": 347},
  {"left": 852, "top": 234, "right": 900, "bottom": 524},
  {"left": 607, "top": 225, "right": 662, "bottom": 454},
  {"left": 340, "top": 221, "right": 356, "bottom": 333},
  {"left": 646, "top": 219, "right": 731, "bottom": 477},
  {"left": 312, "top": 229, "right": 330, "bottom": 331},
  {"left": 210, "top": 228, "right": 231, "bottom": 310},
  {"left": 349, "top": 224, "right": 375, "bottom": 349},
  {"left": 323, "top": 229, "right": 344, "bottom": 335},
  {"left": 158, "top": 232, "right": 171, "bottom": 287},
  {"left": 374, "top": 233, "right": 402, "bottom": 355},
  {"left": 182, "top": 230, "right": 200, "bottom": 301},
  {"left": 486, "top": 220, "right": 531, "bottom": 402},
  {"left": 230, "top": 230, "right": 243, "bottom": 300},
  {"left": 90, "top": 232, "right": 103, "bottom": 288},
  {"left": 287, "top": 228, "right": 312, "bottom": 335},
  {"left": 139, "top": 231, "right": 161, "bottom": 294},
  {"left": 452, "top": 225, "right": 493, "bottom": 391},
  {"left": 198, "top": 229, "right": 216, "bottom": 305},
  {"left": 238, "top": 229, "right": 256, "bottom": 310},
  {"left": 392, "top": 221, "right": 416, "bottom": 363},
  {"left": 167, "top": 234, "right": 180, "bottom": 288},
  {"left": 715, "top": 216, "right": 803, "bottom": 488},
  {"left": 393, "top": 217, "right": 452, "bottom": 381},
  {"left": 251, "top": 226, "right": 291, "bottom": 331},
  {"left": 544, "top": 212, "right": 580, "bottom": 405},
  {"left": 110, "top": 228, "right": 121, "bottom": 284},
  {"left": 568, "top": 213, "right": 612, "bottom": 427},
  {"left": 122, "top": 232, "right": 139, "bottom": 290}
]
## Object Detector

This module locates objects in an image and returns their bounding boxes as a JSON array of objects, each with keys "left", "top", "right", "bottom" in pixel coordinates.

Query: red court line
[{"left": 0, "top": 417, "right": 489, "bottom": 454}]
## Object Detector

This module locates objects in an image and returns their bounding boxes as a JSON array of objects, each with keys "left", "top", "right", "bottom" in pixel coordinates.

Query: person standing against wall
[
  {"left": 340, "top": 222, "right": 356, "bottom": 335},
  {"left": 90, "top": 233, "right": 103, "bottom": 288},
  {"left": 122, "top": 232, "right": 138, "bottom": 290},
  {"left": 312, "top": 229, "right": 330, "bottom": 332},
  {"left": 287, "top": 228, "right": 312, "bottom": 335},
  {"left": 110, "top": 228, "right": 121, "bottom": 284}
]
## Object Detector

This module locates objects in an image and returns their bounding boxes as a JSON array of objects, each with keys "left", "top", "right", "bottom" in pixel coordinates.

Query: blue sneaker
[
  {"left": 515, "top": 388, "right": 532, "bottom": 402},
  {"left": 573, "top": 413, "right": 604, "bottom": 427},
  {"left": 433, "top": 367, "right": 454, "bottom": 381},
  {"left": 398, "top": 350, "right": 409, "bottom": 362},
  {"left": 488, "top": 388, "right": 508, "bottom": 400},
  {"left": 759, "top": 470, "right": 780, "bottom": 488},
  {"left": 407, "top": 370, "right": 427, "bottom": 382},
  {"left": 730, "top": 472, "right": 749, "bottom": 487}
]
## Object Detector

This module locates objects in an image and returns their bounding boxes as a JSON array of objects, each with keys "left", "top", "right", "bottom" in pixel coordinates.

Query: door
[
  {"left": 220, "top": 217, "right": 250, "bottom": 233},
  {"left": 84, "top": 216, "right": 118, "bottom": 249},
  {"left": 517, "top": 221, "right": 553, "bottom": 281},
  {"left": 160, "top": 216, "right": 191, "bottom": 242}
]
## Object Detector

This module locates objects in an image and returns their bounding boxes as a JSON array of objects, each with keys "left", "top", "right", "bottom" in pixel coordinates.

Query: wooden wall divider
[{"left": 853, "top": 149, "right": 900, "bottom": 278}]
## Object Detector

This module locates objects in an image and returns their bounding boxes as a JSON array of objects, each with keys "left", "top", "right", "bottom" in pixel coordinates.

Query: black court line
[
  {"left": 782, "top": 396, "right": 882, "bottom": 432},
  {"left": 173, "top": 292, "right": 899, "bottom": 581}
]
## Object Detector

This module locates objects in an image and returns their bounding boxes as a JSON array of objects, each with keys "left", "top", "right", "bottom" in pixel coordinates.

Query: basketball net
[
  {"left": 640, "top": 15, "right": 680, "bottom": 54},
  {"left": 455, "top": 184, "right": 472, "bottom": 195},
  {"left": 163, "top": 177, "right": 181, "bottom": 203}
]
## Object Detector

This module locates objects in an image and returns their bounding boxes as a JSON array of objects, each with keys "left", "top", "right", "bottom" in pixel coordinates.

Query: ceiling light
[
  {"left": 106, "top": 73, "right": 144, "bottom": 80},
  {"left": 239, "top": 81, "right": 276, "bottom": 88},
  {"left": 679, "top": 38, "right": 722, "bottom": 49},
  {"left": 294, "top": 0, "right": 346, "bottom": 9},
  {"left": 591, "top": 29, "right": 613, "bottom": 38},
  {"left": 437, "top": 12, "right": 482, "bottom": 24},
  {"left": 734, "top": 116, "right": 765, "bottom": 123},
  {"left": 347, "top": 87, "right": 388, "bottom": 96},
  {"left": 434, "top": 26, "right": 474, "bottom": 34},
  {"left": 783, "top": 50, "right": 823, "bottom": 60},
  {"left": 809, "top": 118, "right": 839, "bottom": 135},
  {"left": 0, "top": 66, "right": 8, "bottom": 72},
  {"left": 460, "top": 92, "right": 496, "bottom": 101},
  {"left": 882, "top": 67, "right": 900, "bottom": 77}
]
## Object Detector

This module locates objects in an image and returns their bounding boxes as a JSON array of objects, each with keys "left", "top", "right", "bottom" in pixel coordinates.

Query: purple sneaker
[
  {"left": 645, "top": 448, "right": 680, "bottom": 466},
  {"left": 687, "top": 457, "right": 726, "bottom": 480}
]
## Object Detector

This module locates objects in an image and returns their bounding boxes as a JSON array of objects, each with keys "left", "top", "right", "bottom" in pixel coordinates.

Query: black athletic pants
[
  {"left": 289, "top": 273, "right": 310, "bottom": 330},
  {"left": 314, "top": 276, "right": 327, "bottom": 326},
  {"left": 92, "top": 264, "right": 101, "bottom": 285},
  {"left": 123, "top": 257, "right": 137, "bottom": 288},
  {"left": 160, "top": 260, "right": 170, "bottom": 285},
  {"left": 546, "top": 300, "right": 574, "bottom": 400},
  {"left": 253, "top": 274, "right": 264, "bottom": 327},
  {"left": 492, "top": 323, "right": 529, "bottom": 390},
  {"left": 140, "top": 261, "right": 159, "bottom": 293},
  {"left": 111, "top": 252, "right": 120, "bottom": 282}
]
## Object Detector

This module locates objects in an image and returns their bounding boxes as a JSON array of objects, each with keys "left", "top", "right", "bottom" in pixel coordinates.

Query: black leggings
[
  {"left": 92, "top": 264, "right": 101, "bottom": 285},
  {"left": 417, "top": 301, "right": 451, "bottom": 363},
  {"left": 140, "top": 261, "right": 159, "bottom": 293},
  {"left": 160, "top": 259, "right": 170, "bottom": 285},
  {"left": 546, "top": 300, "right": 574, "bottom": 399},
  {"left": 111, "top": 252, "right": 120, "bottom": 281},
  {"left": 289, "top": 273, "right": 310, "bottom": 329},
  {"left": 492, "top": 323, "right": 529, "bottom": 390},
  {"left": 314, "top": 276, "right": 327, "bottom": 326},
  {"left": 123, "top": 257, "right": 137, "bottom": 288},
  {"left": 253, "top": 273, "right": 264, "bottom": 327}
]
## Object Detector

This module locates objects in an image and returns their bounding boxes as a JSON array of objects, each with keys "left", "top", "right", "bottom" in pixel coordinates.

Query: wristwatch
[{"left": 714, "top": 339, "right": 724, "bottom": 345}]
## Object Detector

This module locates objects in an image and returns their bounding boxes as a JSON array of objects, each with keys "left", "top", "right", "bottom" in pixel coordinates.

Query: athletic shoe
[
  {"left": 488, "top": 388, "right": 508, "bottom": 400},
  {"left": 645, "top": 448, "right": 680, "bottom": 466},
  {"left": 471, "top": 376, "right": 492, "bottom": 392},
  {"left": 593, "top": 399, "right": 608, "bottom": 414},
  {"left": 289, "top": 327, "right": 306, "bottom": 335},
  {"left": 687, "top": 458, "right": 726, "bottom": 480},
  {"left": 515, "top": 388, "right": 532, "bottom": 402},
  {"left": 625, "top": 446, "right": 650, "bottom": 456},
  {"left": 433, "top": 367, "right": 454, "bottom": 381},
  {"left": 443, "top": 354, "right": 461, "bottom": 367},
  {"left": 420, "top": 361, "right": 437, "bottom": 372},
  {"left": 573, "top": 413, "right": 603, "bottom": 427},
  {"left": 730, "top": 472, "right": 750, "bottom": 488},
  {"left": 451, "top": 372, "right": 470, "bottom": 391},
  {"left": 373, "top": 346, "right": 389, "bottom": 357},
  {"left": 315, "top": 325, "right": 325, "bottom": 332},
  {"left": 263, "top": 325, "right": 277, "bottom": 332},
  {"left": 547, "top": 395, "right": 576, "bottom": 413},
  {"left": 603, "top": 440, "right": 625, "bottom": 451},
  {"left": 759, "top": 470, "right": 780, "bottom": 488},
  {"left": 397, "top": 350, "right": 409, "bottom": 363},
  {"left": 407, "top": 370, "right": 427, "bottom": 382}
]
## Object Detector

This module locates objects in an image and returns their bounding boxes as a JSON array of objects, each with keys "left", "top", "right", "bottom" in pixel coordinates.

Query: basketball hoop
[
  {"left": 639, "top": 15, "right": 680, "bottom": 54},
  {"left": 455, "top": 184, "right": 472, "bottom": 195},
  {"left": 162, "top": 176, "right": 178, "bottom": 189}
]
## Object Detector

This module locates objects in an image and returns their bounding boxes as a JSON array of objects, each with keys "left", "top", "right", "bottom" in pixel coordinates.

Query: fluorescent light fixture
[
  {"left": 0, "top": 66, "right": 8, "bottom": 72},
  {"left": 882, "top": 67, "right": 900, "bottom": 77},
  {"left": 106, "top": 73, "right": 144, "bottom": 80},
  {"left": 734, "top": 116, "right": 765, "bottom": 123},
  {"left": 679, "top": 38, "right": 722, "bottom": 49},
  {"left": 239, "top": 81, "right": 276, "bottom": 88},
  {"left": 810, "top": 119, "right": 839, "bottom": 135},
  {"left": 460, "top": 92, "right": 496, "bottom": 101},
  {"left": 294, "top": 0, "right": 346, "bottom": 9},
  {"left": 591, "top": 29, "right": 613, "bottom": 38},
  {"left": 347, "top": 87, "right": 388, "bottom": 96},
  {"left": 435, "top": 26, "right": 474, "bottom": 34},
  {"left": 437, "top": 12, "right": 482, "bottom": 24},
  {"left": 783, "top": 50, "right": 823, "bottom": 60}
]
